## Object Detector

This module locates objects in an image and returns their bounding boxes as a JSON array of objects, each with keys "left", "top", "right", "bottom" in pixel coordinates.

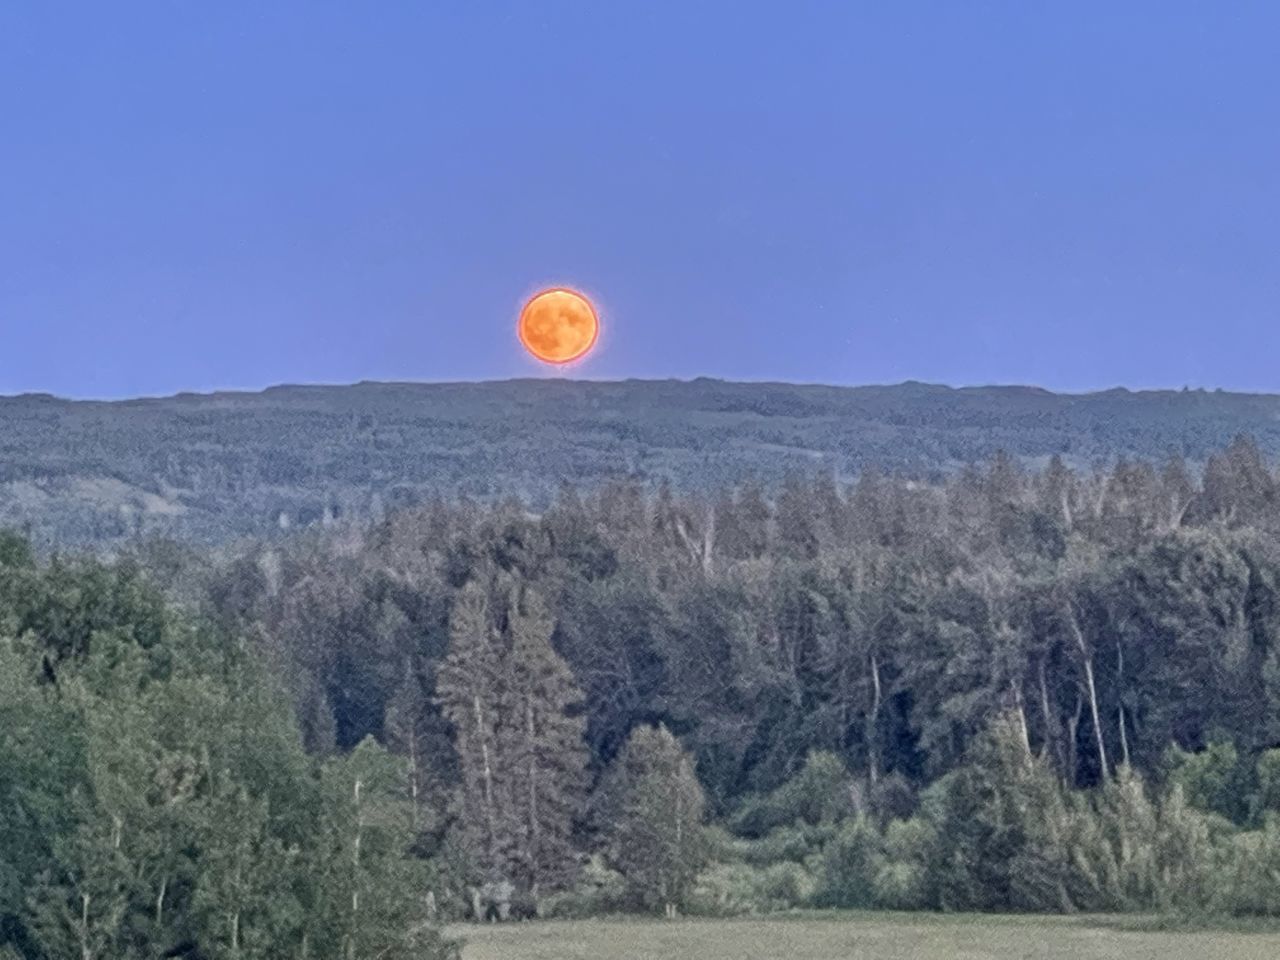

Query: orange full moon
[{"left": 518, "top": 288, "right": 600, "bottom": 364}]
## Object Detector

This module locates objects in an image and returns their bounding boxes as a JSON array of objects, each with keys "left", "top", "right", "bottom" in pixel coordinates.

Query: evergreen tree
[
  {"left": 597, "top": 725, "right": 708, "bottom": 917},
  {"left": 437, "top": 582, "right": 512, "bottom": 887},
  {"left": 312, "top": 738, "right": 457, "bottom": 960},
  {"left": 437, "top": 580, "right": 588, "bottom": 904},
  {"left": 926, "top": 712, "right": 1073, "bottom": 912},
  {"left": 501, "top": 589, "right": 588, "bottom": 897}
]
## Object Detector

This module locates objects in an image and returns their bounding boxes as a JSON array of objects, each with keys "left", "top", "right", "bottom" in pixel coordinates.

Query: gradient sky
[{"left": 2, "top": 3, "right": 1278, "bottom": 399}]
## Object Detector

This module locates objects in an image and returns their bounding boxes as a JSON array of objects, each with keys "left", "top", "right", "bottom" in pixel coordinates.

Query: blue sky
[{"left": 1, "top": 2, "right": 1277, "bottom": 398}]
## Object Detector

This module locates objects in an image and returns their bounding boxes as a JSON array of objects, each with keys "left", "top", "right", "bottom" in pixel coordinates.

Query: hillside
[{"left": 3, "top": 378, "right": 1280, "bottom": 547}]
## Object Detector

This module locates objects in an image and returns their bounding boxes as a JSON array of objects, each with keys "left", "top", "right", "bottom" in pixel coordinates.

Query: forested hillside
[
  {"left": 5, "top": 378, "right": 1280, "bottom": 547},
  {"left": 7, "top": 434, "right": 1280, "bottom": 956}
]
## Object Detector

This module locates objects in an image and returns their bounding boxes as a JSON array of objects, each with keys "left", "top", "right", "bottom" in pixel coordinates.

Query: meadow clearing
[{"left": 452, "top": 913, "right": 1280, "bottom": 960}]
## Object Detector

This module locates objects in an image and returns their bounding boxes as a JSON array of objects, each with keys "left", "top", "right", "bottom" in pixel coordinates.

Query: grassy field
[{"left": 451, "top": 912, "right": 1280, "bottom": 960}]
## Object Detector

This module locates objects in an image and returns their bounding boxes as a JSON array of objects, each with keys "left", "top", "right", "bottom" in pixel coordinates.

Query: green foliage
[
  {"left": 597, "top": 725, "right": 709, "bottom": 913},
  {"left": 436, "top": 581, "right": 589, "bottom": 898},
  {"left": 539, "top": 855, "right": 627, "bottom": 919},
  {"left": 11, "top": 381, "right": 1280, "bottom": 549},
  {"left": 688, "top": 861, "right": 816, "bottom": 916},
  {"left": 14, "top": 423, "right": 1280, "bottom": 941},
  {"left": 729, "top": 752, "right": 854, "bottom": 838},
  {"left": 733, "top": 825, "right": 821, "bottom": 867},
  {"left": 0, "top": 532, "right": 33, "bottom": 568},
  {"left": 924, "top": 713, "right": 1074, "bottom": 912},
  {"left": 1165, "top": 741, "right": 1251, "bottom": 824},
  {"left": 813, "top": 817, "right": 884, "bottom": 909},
  {"left": 1066, "top": 766, "right": 1162, "bottom": 911},
  {"left": 0, "top": 637, "right": 84, "bottom": 934},
  {"left": 1252, "top": 749, "right": 1280, "bottom": 818},
  {"left": 0, "top": 542, "right": 456, "bottom": 959},
  {"left": 872, "top": 818, "right": 936, "bottom": 910},
  {"left": 1151, "top": 786, "right": 1220, "bottom": 912},
  {"left": 1212, "top": 816, "right": 1280, "bottom": 917}
]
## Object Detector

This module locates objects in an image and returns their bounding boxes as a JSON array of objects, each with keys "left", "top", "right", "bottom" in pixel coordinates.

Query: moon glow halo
[{"left": 518, "top": 288, "right": 600, "bottom": 365}]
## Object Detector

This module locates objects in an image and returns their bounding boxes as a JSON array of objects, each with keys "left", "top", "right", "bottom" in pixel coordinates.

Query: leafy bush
[
  {"left": 1253, "top": 749, "right": 1280, "bottom": 819},
  {"left": 1164, "top": 741, "right": 1250, "bottom": 825},
  {"left": 1065, "top": 785, "right": 1143, "bottom": 911},
  {"left": 873, "top": 860, "right": 929, "bottom": 910},
  {"left": 539, "top": 855, "right": 627, "bottom": 919},
  {"left": 729, "top": 752, "right": 854, "bottom": 837},
  {"left": 813, "top": 816, "right": 884, "bottom": 908},
  {"left": 760, "top": 862, "right": 817, "bottom": 909},
  {"left": 873, "top": 817, "right": 937, "bottom": 909},
  {"left": 868, "top": 772, "right": 919, "bottom": 825},
  {"left": 1212, "top": 816, "right": 1280, "bottom": 917},
  {"left": 1152, "top": 785, "right": 1221, "bottom": 912},
  {"left": 688, "top": 861, "right": 816, "bottom": 916},
  {"left": 703, "top": 824, "right": 740, "bottom": 863},
  {"left": 689, "top": 864, "right": 767, "bottom": 916},
  {"left": 734, "top": 824, "right": 818, "bottom": 866}
]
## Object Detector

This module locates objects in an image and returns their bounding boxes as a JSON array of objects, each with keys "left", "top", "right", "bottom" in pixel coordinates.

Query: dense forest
[
  {"left": 5, "top": 435, "right": 1280, "bottom": 958},
  {"left": 6, "top": 379, "right": 1280, "bottom": 547}
]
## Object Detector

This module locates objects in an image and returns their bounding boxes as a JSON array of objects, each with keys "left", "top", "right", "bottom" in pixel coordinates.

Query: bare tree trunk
[
  {"left": 155, "top": 878, "right": 166, "bottom": 926},
  {"left": 1067, "top": 693, "right": 1083, "bottom": 786},
  {"left": 1118, "top": 704, "right": 1131, "bottom": 770},
  {"left": 1116, "top": 639, "right": 1131, "bottom": 769},
  {"left": 80, "top": 892, "right": 92, "bottom": 960},
  {"left": 1164, "top": 491, "right": 1192, "bottom": 531},
  {"left": 672, "top": 775, "right": 685, "bottom": 914},
  {"left": 1038, "top": 658, "right": 1060, "bottom": 771},
  {"left": 1093, "top": 475, "right": 1111, "bottom": 519},
  {"left": 1012, "top": 681, "right": 1032, "bottom": 761},
  {"left": 526, "top": 696, "right": 539, "bottom": 891},
  {"left": 673, "top": 516, "right": 702, "bottom": 569},
  {"left": 701, "top": 504, "right": 715, "bottom": 574},
  {"left": 867, "top": 651, "right": 882, "bottom": 785},
  {"left": 474, "top": 695, "right": 498, "bottom": 861},
  {"left": 348, "top": 777, "right": 363, "bottom": 960},
  {"left": 1066, "top": 605, "right": 1109, "bottom": 782},
  {"left": 408, "top": 725, "right": 420, "bottom": 831}
]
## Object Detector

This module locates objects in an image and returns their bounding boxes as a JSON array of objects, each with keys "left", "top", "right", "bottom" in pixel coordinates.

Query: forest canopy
[
  {"left": 5, "top": 435, "right": 1280, "bottom": 958},
  {"left": 5, "top": 379, "right": 1280, "bottom": 547}
]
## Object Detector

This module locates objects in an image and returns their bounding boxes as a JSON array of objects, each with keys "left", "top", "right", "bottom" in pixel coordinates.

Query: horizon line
[{"left": 0, "top": 376, "right": 1267, "bottom": 405}]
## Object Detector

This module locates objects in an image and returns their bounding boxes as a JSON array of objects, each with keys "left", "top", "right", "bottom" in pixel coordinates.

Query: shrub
[
  {"left": 1164, "top": 741, "right": 1250, "bottom": 825},
  {"left": 760, "top": 861, "right": 816, "bottom": 909},
  {"left": 735, "top": 824, "right": 817, "bottom": 866},
  {"left": 873, "top": 816, "right": 937, "bottom": 910},
  {"left": 687, "top": 861, "right": 816, "bottom": 916},
  {"left": 688, "top": 864, "right": 767, "bottom": 916},
  {"left": 1253, "top": 749, "right": 1280, "bottom": 819},
  {"left": 1153, "top": 785, "right": 1219, "bottom": 912},
  {"left": 703, "top": 824, "right": 740, "bottom": 863},
  {"left": 868, "top": 772, "right": 919, "bottom": 825},
  {"left": 873, "top": 860, "right": 929, "bottom": 910},
  {"left": 539, "top": 855, "right": 627, "bottom": 919},
  {"left": 1212, "top": 815, "right": 1280, "bottom": 917},
  {"left": 883, "top": 816, "right": 936, "bottom": 865},
  {"left": 813, "top": 816, "right": 884, "bottom": 908},
  {"left": 729, "top": 751, "right": 854, "bottom": 837}
]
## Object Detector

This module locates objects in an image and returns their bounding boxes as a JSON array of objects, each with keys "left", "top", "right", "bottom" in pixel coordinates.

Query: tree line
[
  {"left": 5, "top": 435, "right": 1280, "bottom": 956},
  {"left": 0, "top": 535, "right": 459, "bottom": 959}
]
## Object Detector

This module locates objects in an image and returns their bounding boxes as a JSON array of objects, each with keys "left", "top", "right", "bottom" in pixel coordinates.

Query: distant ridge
[
  {"left": 2, "top": 376, "right": 1262, "bottom": 405},
  {"left": 1, "top": 378, "right": 1278, "bottom": 547}
]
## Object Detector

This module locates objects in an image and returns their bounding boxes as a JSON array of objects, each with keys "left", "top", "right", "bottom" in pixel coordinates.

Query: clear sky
[{"left": 2, "top": 3, "right": 1277, "bottom": 399}]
